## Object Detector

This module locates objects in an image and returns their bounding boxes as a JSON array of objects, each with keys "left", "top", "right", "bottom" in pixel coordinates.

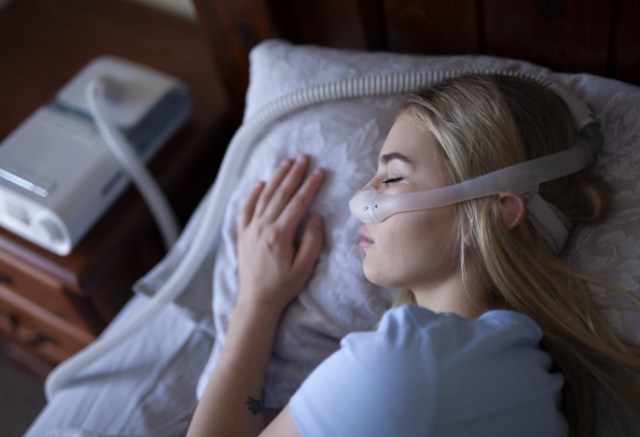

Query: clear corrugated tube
[{"left": 85, "top": 78, "right": 180, "bottom": 249}]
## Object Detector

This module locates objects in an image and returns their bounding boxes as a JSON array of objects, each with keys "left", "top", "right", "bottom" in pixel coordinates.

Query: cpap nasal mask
[{"left": 348, "top": 83, "right": 603, "bottom": 251}]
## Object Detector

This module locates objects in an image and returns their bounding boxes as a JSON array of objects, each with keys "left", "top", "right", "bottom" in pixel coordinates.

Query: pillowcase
[{"left": 135, "top": 39, "right": 640, "bottom": 413}]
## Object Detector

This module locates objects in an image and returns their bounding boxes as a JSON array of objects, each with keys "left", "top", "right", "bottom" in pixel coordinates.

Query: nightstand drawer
[
  {"left": 0, "top": 251, "right": 94, "bottom": 332},
  {"left": 0, "top": 286, "right": 93, "bottom": 364}
]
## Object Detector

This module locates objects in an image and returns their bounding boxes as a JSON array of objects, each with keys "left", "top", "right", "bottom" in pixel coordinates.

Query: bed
[{"left": 27, "top": 1, "right": 640, "bottom": 436}]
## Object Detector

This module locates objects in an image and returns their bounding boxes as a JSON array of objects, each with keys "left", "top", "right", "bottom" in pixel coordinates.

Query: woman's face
[{"left": 358, "top": 112, "right": 462, "bottom": 298}]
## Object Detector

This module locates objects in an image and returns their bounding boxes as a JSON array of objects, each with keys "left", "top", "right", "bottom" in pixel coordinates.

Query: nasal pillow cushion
[{"left": 135, "top": 39, "right": 640, "bottom": 410}]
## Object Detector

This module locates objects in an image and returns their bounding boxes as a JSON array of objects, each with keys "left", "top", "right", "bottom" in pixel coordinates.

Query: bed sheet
[{"left": 25, "top": 295, "right": 213, "bottom": 437}]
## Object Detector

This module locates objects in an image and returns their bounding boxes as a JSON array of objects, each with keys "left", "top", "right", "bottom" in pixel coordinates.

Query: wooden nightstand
[{"left": 0, "top": 0, "right": 230, "bottom": 376}]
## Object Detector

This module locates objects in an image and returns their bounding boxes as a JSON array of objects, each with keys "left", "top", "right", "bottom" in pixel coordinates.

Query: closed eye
[{"left": 382, "top": 177, "right": 403, "bottom": 185}]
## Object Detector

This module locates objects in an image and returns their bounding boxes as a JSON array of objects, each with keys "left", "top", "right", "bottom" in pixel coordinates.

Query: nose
[{"left": 349, "top": 189, "right": 380, "bottom": 223}]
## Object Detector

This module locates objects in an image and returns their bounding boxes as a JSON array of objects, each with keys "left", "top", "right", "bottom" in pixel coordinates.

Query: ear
[{"left": 498, "top": 192, "right": 526, "bottom": 230}]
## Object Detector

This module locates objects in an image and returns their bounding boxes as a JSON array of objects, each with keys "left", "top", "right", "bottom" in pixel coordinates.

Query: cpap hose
[
  {"left": 45, "top": 68, "right": 554, "bottom": 400},
  {"left": 85, "top": 78, "right": 180, "bottom": 250}
]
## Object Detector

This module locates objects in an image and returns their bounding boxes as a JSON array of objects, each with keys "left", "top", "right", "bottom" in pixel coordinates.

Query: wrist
[
  {"left": 236, "top": 282, "right": 292, "bottom": 314},
  {"left": 234, "top": 294, "right": 286, "bottom": 326}
]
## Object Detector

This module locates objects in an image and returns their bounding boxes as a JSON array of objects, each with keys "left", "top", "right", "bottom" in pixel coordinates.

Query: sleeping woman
[{"left": 187, "top": 74, "right": 640, "bottom": 436}]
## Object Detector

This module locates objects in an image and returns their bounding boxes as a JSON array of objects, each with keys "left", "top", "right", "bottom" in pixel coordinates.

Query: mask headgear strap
[
  {"left": 525, "top": 192, "right": 573, "bottom": 253},
  {"left": 524, "top": 83, "right": 602, "bottom": 253}
]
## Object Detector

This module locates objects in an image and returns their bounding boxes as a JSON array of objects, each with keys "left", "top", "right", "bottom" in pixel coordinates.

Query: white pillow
[{"left": 136, "top": 39, "right": 640, "bottom": 414}]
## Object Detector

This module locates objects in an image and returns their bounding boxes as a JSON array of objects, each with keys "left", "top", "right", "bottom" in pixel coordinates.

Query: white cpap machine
[{"left": 0, "top": 56, "right": 191, "bottom": 255}]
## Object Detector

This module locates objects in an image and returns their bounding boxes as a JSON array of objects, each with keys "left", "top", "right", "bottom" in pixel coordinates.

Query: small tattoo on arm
[{"left": 246, "top": 396, "right": 263, "bottom": 415}]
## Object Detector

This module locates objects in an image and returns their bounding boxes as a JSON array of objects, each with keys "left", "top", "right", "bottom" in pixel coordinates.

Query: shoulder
[
  {"left": 393, "top": 307, "right": 567, "bottom": 436},
  {"left": 358, "top": 305, "right": 544, "bottom": 358},
  {"left": 322, "top": 305, "right": 548, "bottom": 386},
  {"left": 289, "top": 306, "right": 444, "bottom": 435},
  {"left": 377, "top": 306, "right": 558, "bottom": 394},
  {"left": 289, "top": 306, "right": 567, "bottom": 436}
]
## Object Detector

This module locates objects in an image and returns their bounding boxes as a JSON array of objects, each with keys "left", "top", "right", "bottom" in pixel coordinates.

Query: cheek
[
  {"left": 362, "top": 208, "right": 460, "bottom": 288},
  {"left": 390, "top": 209, "right": 459, "bottom": 257}
]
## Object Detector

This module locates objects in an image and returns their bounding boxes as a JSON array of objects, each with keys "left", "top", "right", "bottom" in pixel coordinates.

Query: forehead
[{"left": 379, "top": 112, "right": 442, "bottom": 164}]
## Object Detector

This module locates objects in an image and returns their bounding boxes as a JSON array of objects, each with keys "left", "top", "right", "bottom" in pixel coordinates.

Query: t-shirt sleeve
[{"left": 288, "top": 307, "right": 440, "bottom": 437}]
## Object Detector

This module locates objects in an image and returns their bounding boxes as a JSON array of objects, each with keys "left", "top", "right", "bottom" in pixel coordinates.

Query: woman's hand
[
  {"left": 237, "top": 155, "right": 325, "bottom": 313},
  {"left": 187, "top": 155, "right": 323, "bottom": 437}
]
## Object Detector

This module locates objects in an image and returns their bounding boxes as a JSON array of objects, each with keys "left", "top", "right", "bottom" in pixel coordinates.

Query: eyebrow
[{"left": 380, "top": 152, "right": 413, "bottom": 165}]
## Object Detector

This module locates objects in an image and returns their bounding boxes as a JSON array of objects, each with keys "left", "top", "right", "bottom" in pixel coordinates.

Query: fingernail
[
  {"left": 296, "top": 154, "right": 308, "bottom": 164},
  {"left": 313, "top": 168, "right": 324, "bottom": 177},
  {"left": 279, "top": 158, "right": 292, "bottom": 167},
  {"left": 312, "top": 215, "right": 323, "bottom": 227}
]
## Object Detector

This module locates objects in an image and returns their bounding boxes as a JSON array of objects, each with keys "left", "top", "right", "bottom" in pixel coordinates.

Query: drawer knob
[
  {"left": 1, "top": 311, "right": 54, "bottom": 347},
  {"left": 0, "top": 273, "right": 12, "bottom": 286}
]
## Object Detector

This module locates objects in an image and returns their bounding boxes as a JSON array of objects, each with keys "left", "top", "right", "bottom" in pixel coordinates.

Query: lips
[{"left": 358, "top": 225, "right": 374, "bottom": 246}]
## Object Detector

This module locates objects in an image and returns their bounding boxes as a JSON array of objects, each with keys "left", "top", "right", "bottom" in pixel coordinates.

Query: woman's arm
[{"left": 187, "top": 155, "right": 324, "bottom": 437}]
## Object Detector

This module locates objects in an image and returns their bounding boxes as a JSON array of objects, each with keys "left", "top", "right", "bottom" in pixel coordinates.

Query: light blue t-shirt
[{"left": 290, "top": 305, "right": 568, "bottom": 436}]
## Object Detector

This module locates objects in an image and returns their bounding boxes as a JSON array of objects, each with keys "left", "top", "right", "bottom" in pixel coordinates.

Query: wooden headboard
[{"left": 192, "top": 0, "right": 639, "bottom": 120}]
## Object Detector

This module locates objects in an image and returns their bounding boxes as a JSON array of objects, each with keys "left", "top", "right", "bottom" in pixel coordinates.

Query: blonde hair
[{"left": 400, "top": 74, "right": 640, "bottom": 436}]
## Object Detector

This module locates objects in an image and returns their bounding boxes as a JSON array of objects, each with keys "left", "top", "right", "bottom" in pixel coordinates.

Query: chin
[{"left": 362, "top": 264, "right": 382, "bottom": 286}]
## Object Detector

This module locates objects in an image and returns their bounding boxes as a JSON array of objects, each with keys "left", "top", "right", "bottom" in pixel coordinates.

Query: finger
[
  {"left": 293, "top": 214, "right": 324, "bottom": 278},
  {"left": 254, "top": 158, "right": 294, "bottom": 217},
  {"left": 277, "top": 167, "right": 324, "bottom": 239},
  {"left": 239, "top": 181, "right": 265, "bottom": 229},
  {"left": 261, "top": 155, "right": 310, "bottom": 221}
]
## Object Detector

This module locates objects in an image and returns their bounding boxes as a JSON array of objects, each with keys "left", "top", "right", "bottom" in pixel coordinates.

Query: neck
[{"left": 411, "top": 269, "right": 489, "bottom": 319}]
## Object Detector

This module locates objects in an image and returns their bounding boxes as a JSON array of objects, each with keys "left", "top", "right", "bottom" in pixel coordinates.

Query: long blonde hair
[{"left": 401, "top": 74, "right": 640, "bottom": 436}]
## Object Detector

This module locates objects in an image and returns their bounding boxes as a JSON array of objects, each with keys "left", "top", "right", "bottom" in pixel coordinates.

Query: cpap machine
[{"left": 0, "top": 56, "right": 190, "bottom": 255}]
